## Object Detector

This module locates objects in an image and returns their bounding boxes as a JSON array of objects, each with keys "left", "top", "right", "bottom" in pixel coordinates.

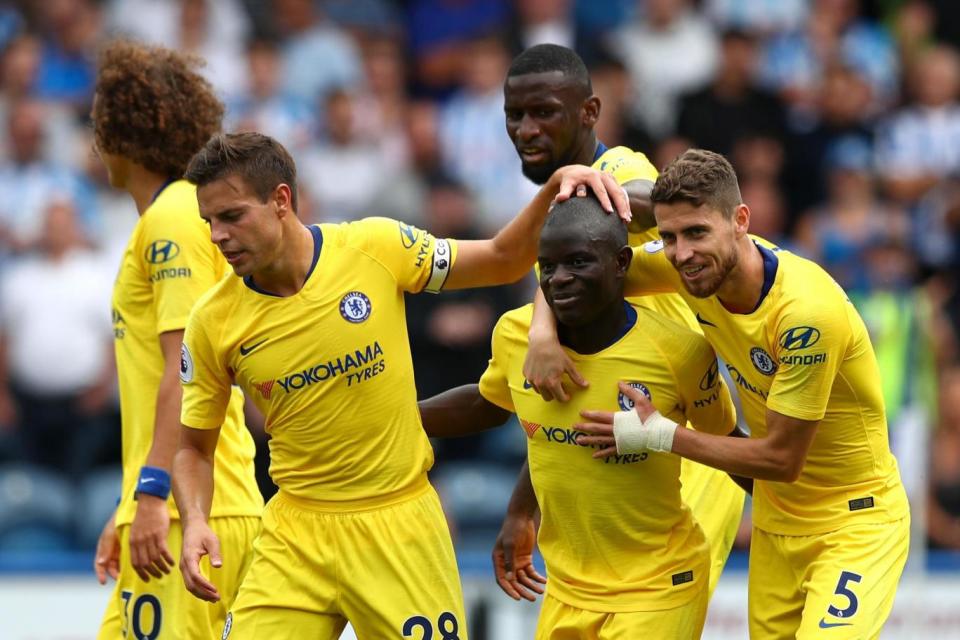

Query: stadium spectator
[
  {"left": 758, "top": 0, "right": 899, "bottom": 114},
  {"left": 875, "top": 44, "right": 960, "bottom": 204},
  {"left": 928, "top": 365, "right": 960, "bottom": 549},
  {"left": 608, "top": 0, "right": 720, "bottom": 137},
  {"left": 704, "top": 0, "right": 807, "bottom": 35},
  {"left": 0, "top": 200, "right": 115, "bottom": 476},
  {"left": 0, "top": 98, "right": 96, "bottom": 256},
  {"left": 795, "top": 136, "right": 907, "bottom": 292},
  {"left": 299, "top": 89, "right": 396, "bottom": 221},
  {"left": 33, "top": 0, "right": 101, "bottom": 106},
  {"left": 675, "top": 29, "right": 787, "bottom": 157},
  {"left": 439, "top": 35, "right": 538, "bottom": 229},
  {"left": 273, "top": 0, "right": 362, "bottom": 103},
  {"left": 170, "top": 0, "right": 249, "bottom": 97},
  {"left": 225, "top": 36, "right": 314, "bottom": 151},
  {"left": 406, "top": 0, "right": 510, "bottom": 97},
  {"left": 350, "top": 35, "right": 409, "bottom": 167}
]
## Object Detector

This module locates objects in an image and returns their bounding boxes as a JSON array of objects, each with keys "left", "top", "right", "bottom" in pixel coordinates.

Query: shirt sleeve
[
  {"left": 624, "top": 241, "right": 682, "bottom": 296},
  {"left": 180, "top": 308, "right": 232, "bottom": 430},
  {"left": 478, "top": 314, "right": 517, "bottom": 412},
  {"left": 141, "top": 209, "right": 221, "bottom": 335},
  {"left": 766, "top": 295, "right": 851, "bottom": 421},
  {"left": 594, "top": 146, "right": 658, "bottom": 184},
  {"left": 350, "top": 217, "right": 459, "bottom": 294},
  {"left": 675, "top": 336, "right": 737, "bottom": 436}
]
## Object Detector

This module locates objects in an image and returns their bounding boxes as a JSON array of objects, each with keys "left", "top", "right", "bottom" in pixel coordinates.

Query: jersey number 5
[{"left": 827, "top": 570, "right": 863, "bottom": 618}]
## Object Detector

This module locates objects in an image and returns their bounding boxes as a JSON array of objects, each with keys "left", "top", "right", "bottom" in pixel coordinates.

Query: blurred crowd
[{"left": 0, "top": 0, "right": 958, "bottom": 555}]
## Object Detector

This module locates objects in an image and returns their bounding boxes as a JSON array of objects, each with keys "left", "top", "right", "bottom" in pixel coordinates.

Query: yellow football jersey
[
  {"left": 112, "top": 180, "right": 262, "bottom": 527},
  {"left": 180, "top": 218, "right": 458, "bottom": 505},
  {"left": 592, "top": 144, "right": 699, "bottom": 333},
  {"left": 479, "top": 303, "right": 736, "bottom": 612},
  {"left": 626, "top": 238, "right": 910, "bottom": 535}
]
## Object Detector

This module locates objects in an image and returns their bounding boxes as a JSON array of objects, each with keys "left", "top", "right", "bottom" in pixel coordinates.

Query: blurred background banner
[{"left": 0, "top": 0, "right": 959, "bottom": 636}]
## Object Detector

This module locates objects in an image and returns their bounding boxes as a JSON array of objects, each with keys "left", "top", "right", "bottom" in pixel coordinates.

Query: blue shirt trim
[
  {"left": 751, "top": 242, "right": 779, "bottom": 312},
  {"left": 592, "top": 141, "right": 609, "bottom": 163},
  {"left": 243, "top": 225, "right": 323, "bottom": 296},
  {"left": 150, "top": 178, "right": 177, "bottom": 205}
]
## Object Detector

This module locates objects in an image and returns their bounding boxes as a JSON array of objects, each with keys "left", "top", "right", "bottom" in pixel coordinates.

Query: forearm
[
  {"left": 528, "top": 288, "right": 558, "bottom": 343},
  {"left": 624, "top": 180, "right": 655, "bottom": 232},
  {"left": 143, "top": 370, "right": 182, "bottom": 471},
  {"left": 172, "top": 433, "right": 216, "bottom": 526},
  {"left": 485, "top": 178, "right": 562, "bottom": 281},
  {"left": 419, "top": 384, "right": 511, "bottom": 437},
  {"left": 725, "top": 427, "right": 754, "bottom": 494},
  {"left": 506, "top": 460, "right": 540, "bottom": 518},
  {"left": 671, "top": 427, "right": 799, "bottom": 482}
]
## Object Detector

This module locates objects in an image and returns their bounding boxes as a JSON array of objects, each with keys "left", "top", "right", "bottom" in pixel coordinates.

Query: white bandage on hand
[{"left": 612, "top": 410, "right": 678, "bottom": 453}]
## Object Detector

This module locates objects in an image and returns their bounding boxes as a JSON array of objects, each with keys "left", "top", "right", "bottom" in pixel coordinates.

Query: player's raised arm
[
  {"left": 419, "top": 384, "right": 511, "bottom": 437},
  {"left": 442, "top": 165, "right": 629, "bottom": 290}
]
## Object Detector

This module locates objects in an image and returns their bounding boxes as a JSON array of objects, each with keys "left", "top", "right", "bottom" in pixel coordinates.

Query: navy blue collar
[
  {"left": 243, "top": 225, "right": 323, "bottom": 297},
  {"left": 150, "top": 178, "right": 177, "bottom": 205},
  {"left": 563, "top": 300, "right": 637, "bottom": 354},
  {"left": 592, "top": 141, "right": 609, "bottom": 163},
  {"left": 750, "top": 242, "right": 779, "bottom": 313}
]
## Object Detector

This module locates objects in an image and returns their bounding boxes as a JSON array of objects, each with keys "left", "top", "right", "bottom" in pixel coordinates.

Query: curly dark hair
[{"left": 92, "top": 40, "right": 224, "bottom": 178}]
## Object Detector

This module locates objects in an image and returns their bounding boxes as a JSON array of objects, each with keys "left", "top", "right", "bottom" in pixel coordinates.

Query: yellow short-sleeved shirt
[
  {"left": 626, "top": 237, "right": 910, "bottom": 535},
  {"left": 479, "top": 303, "right": 735, "bottom": 612},
  {"left": 112, "top": 180, "right": 262, "bottom": 526},
  {"left": 181, "top": 219, "right": 458, "bottom": 506}
]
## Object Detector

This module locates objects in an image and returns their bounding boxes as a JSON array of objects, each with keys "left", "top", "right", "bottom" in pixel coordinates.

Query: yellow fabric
[
  {"left": 98, "top": 516, "right": 259, "bottom": 640},
  {"left": 224, "top": 488, "right": 467, "bottom": 640},
  {"left": 111, "top": 179, "right": 262, "bottom": 527},
  {"left": 593, "top": 145, "right": 744, "bottom": 593},
  {"left": 748, "top": 518, "right": 909, "bottom": 639},
  {"left": 479, "top": 303, "right": 734, "bottom": 612},
  {"left": 534, "top": 589, "right": 708, "bottom": 640},
  {"left": 626, "top": 238, "right": 910, "bottom": 535},
  {"left": 181, "top": 218, "right": 458, "bottom": 506}
]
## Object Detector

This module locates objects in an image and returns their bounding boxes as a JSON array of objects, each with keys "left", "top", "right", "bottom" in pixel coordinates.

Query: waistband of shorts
[{"left": 274, "top": 474, "right": 432, "bottom": 513}]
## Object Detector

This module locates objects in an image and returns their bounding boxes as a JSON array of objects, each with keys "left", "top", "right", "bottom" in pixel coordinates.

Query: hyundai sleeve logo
[
  {"left": 779, "top": 326, "right": 821, "bottom": 350},
  {"left": 145, "top": 239, "right": 181, "bottom": 264}
]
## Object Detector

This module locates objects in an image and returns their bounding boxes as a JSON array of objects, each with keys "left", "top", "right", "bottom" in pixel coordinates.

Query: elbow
[{"left": 772, "top": 455, "right": 804, "bottom": 483}]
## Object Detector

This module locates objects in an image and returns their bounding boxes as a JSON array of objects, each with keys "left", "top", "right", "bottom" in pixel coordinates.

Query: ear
[
  {"left": 616, "top": 244, "right": 632, "bottom": 276},
  {"left": 582, "top": 95, "right": 601, "bottom": 127},
  {"left": 274, "top": 183, "right": 294, "bottom": 218},
  {"left": 733, "top": 203, "right": 750, "bottom": 236}
]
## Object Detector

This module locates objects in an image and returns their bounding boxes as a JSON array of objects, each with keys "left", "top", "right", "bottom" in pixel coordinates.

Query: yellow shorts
[
  {"left": 748, "top": 517, "right": 909, "bottom": 639},
  {"left": 98, "top": 516, "right": 259, "bottom": 640},
  {"left": 679, "top": 456, "right": 744, "bottom": 595},
  {"left": 534, "top": 586, "right": 708, "bottom": 640},
  {"left": 225, "top": 483, "right": 468, "bottom": 640}
]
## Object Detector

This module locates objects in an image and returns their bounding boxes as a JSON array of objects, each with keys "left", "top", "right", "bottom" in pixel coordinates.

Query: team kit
[{"left": 95, "top": 41, "right": 907, "bottom": 640}]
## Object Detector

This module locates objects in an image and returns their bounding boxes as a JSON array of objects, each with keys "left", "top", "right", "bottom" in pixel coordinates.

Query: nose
[
  {"left": 548, "top": 265, "right": 575, "bottom": 288},
  {"left": 517, "top": 114, "right": 540, "bottom": 142},
  {"left": 209, "top": 218, "right": 229, "bottom": 245},
  {"left": 673, "top": 237, "right": 695, "bottom": 265}
]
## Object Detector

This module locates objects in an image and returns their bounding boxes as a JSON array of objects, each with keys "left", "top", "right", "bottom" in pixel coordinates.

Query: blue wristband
[{"left": 135, "top": 466, "right": 171, "bottom": 500}]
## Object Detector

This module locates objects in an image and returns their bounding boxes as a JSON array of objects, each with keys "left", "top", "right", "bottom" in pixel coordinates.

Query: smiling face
[
  {"left": 504, "top": 71, "right": 598, "bottom": 184},
  {"left": 655, "top": 201, "right": 747, "bottom": 298},
  {"left": 538, "top": 224, "right": 630, "bottom": 327},
  {"left": 196, "top": 173, "right": 291, "bottom": 277}
]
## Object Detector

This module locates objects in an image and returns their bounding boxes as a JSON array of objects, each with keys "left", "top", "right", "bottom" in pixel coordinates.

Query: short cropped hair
[
  {"left": 507, "top": 44, "right": 592, "bottom": 95},
  {"left": 93, "top": 40, "right": 223, "bottom": 178},
  {"left": 185, "top": 132, "right": 299, "bottom": 212},
  {"left": 541, "top": 194, "right": 627, "bottom": 252},
  {"left": 651, "top": 149, "right": 742, "bottom": 218}
]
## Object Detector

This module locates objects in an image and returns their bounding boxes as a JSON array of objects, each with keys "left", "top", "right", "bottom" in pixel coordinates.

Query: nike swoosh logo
[
  {"left": 140, "top": 478, "right": 157, "bottom": 484},
  {"left": 696, "top": 312, "right": 716, "bottom": 327},
  {"left": 239, "top": 339, "right": 268, "bottom": 356},
  {"left": 818, "top": 618, "right": 853, "bottom": 629},
  {"left": 523, "top": 379, "right": 534, "bottom": 389}
]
